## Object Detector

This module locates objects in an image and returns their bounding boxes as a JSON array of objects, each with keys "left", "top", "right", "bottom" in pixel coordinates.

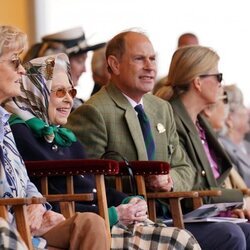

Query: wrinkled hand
[
  {"left": 145, "top": 174, "right": 173, "bottom": 191},
  {"left": 26, "top": 204, "right": 46, "bottom": 235},
  {"left": 33, "top": 210, "right": 66, "bottom": 236},
  {"left": 116, "top": 197, "right": 148, "bottom": 226},
  {"left": 231, "top": 209, "right": 250, "bottom": 220}
]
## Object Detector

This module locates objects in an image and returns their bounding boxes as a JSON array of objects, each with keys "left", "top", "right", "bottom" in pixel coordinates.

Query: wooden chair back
[
  {"left": 117, "top": 160, "right": 221, "bottom": 229},
  {"left": 25, "top": 159, "right": 119, "bottom": 233}
]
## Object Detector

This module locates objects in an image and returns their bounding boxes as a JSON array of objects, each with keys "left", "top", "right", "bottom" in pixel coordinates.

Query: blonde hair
[
  {"left": 155, "top": 45, "right": 219, "bottom": 100},
  {"left": 0, "top": 25, "right": 27, "bottom": 55}
]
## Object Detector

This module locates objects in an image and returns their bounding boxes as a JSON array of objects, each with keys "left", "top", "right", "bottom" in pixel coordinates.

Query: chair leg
[
  {"left": 14, "top": 205, "right": 33, "bottom": 250},
  {"left": 169, "top": 198, "right": 185, "bottom": 229}
]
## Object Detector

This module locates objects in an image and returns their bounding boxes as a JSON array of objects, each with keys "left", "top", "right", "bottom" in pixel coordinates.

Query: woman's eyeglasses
[
  {"left": 0, "top": 56, "right": 22, "bottom": 71},
  {"left": 51, "top": 87, "right": 77, "bottom": 99},
  {"left": 199, "top": 73, "right": 223, "bottom": 83}
]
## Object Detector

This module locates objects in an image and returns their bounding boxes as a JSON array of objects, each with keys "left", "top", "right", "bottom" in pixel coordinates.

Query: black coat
[{"left": 11, "top": 123, "right": 127, "bottom": 213}]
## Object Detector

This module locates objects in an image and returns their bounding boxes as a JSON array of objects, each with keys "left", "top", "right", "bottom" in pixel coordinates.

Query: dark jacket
[
  {"left": 11, "top": 122, "right": 126, "bottom": 213},
  {"left": 170, "top": 97, "right": 243, "bottom": 204}
]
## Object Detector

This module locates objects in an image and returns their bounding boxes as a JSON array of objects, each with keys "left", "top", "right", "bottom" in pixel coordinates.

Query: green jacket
[
  {"left": 66, "top": 83, "right": 195, "bottom": 192},
  {"left": 170, "top": 97, "right": 243, "bottom": 203}
]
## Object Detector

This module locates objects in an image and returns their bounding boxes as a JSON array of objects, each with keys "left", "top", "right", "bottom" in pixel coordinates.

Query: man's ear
[{"left": 107, "top": 55, "right": 120, "bottom": 75}]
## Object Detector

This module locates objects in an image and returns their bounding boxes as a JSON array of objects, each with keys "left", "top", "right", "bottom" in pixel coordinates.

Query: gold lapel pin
[{"left": 157, "top": 123, "right": 166, "bottom": 133}]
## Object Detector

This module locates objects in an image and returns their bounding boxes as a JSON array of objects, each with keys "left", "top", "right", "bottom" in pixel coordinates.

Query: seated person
[
  {"left": 155, "top": 44, "right": 250, "bottom": 249},
  {"left": 0, "top": 25, "right": 109, "bottom": 250},
  {"left": 5, "top": 53, "right": 201, "bottom": 250},
  {"left": 219, "top": 85, "right": 250, "bottom": 187}
]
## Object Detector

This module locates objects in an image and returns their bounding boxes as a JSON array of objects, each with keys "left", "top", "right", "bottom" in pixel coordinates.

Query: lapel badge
[{"left": 157, "top": 123, "right": 166, "bottom": 133}]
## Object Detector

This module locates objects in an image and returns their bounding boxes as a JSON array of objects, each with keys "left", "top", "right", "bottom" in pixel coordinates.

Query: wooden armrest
[
  {"left": 45, "top": 193, "right": 94, "bottom": 202},
  {"left": 196, "top": 190, "right": 222, "bottom": 197},
  {"left": 25, "top": 159, "right": 119, "bottom": 177},
  {"left": 240, "top": 189, "right": 250, "bottom": 195},
  {"left": 0, "top": 197, "right": 46, "bottom": 206},
  {"left": 119, "top": 161, "right": 169, "bottom": 175},
  {"left": 146, "top": 191, "right": 199, "bottom": 199}
]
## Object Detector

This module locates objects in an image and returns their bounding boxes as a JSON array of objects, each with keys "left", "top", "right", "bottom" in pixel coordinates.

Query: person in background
[
  {"left": 23, "top": 27, "right": 106, "bottom": 110},
  {"left": 218, "top": 84, "right": 250, "bottom": 187},
  {"left": 155, "top": 44, "right": 250, "bottom": 250},
  {"left": 0, "top": 25, "right": 109, "bottom": 250},
  {"left": 202, "top": 88, "right": 248, "bottom": 190},
  {"left": 90, "top": 46, "right": 110, "bottom": 96},
  {"left": 177, "top": 32, "right": 199, "bottom": 48}
]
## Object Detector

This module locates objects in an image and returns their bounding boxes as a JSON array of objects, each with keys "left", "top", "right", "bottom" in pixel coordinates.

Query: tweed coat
[
  {"left": 170, "top": 97, "right": 243, "bottom": 203},
  {"left": 66, "top": 83, "right": 195, "bottom": 192}
]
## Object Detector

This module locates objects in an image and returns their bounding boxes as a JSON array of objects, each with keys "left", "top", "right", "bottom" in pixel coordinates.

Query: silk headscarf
[{"left": 5, "top": 53, "right": 77, "bottom": 146}]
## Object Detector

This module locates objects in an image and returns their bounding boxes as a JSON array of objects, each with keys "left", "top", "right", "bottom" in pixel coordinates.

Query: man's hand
[
  {"left": 145, "top": 174, "right": 173, "bottom": 191},
  {"left": 116, "top": 197, "right": 148, "bottom": 226}
]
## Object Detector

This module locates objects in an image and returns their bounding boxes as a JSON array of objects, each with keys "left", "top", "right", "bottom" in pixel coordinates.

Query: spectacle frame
[
  {"left": 199, "top": 73, "right": 223, "bottom": 83},
  {"left": 51, "top": 87, "right": 77, "bottom": 99}
]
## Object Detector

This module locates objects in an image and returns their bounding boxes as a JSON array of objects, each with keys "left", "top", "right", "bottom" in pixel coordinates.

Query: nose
[
  {"left": 144, "top": 58, "right": 154, "bottom": 70},
  {"left": 17, "top": 64, "right": 26, "bottom": 75}
]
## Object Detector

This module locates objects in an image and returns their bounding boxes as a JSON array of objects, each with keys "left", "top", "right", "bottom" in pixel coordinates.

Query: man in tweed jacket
[{"left": 66, "top": 31, "right": 195, "bottom": 192}]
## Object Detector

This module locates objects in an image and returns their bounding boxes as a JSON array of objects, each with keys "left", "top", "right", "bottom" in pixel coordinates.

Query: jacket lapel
[{"left": 106, "top": 84, "right": 148, "bottom": 159}]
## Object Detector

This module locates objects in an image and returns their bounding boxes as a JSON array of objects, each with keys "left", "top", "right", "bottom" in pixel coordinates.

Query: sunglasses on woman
[
  {"left": 199, "top": 73, "right": 223, "bottom": 83},
  {"left": 51, "top": 87, "right": 77, "bottom": 99},
  {"left": 0, "top": 56, "right": 22, "bottom": 71}
]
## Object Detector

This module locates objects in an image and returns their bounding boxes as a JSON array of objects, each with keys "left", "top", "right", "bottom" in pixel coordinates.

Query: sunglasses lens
[
  {"left": 54, "top": 88, "right": 77, "bottom": 98},
  {"left": 217, "top": 73, "right": 223, "bottom": 83},
  {"left": 56, "top": 89, "right": 67, "bottom": 98},
  {"left": 69, "top": 88, "right": 77, "bottom": 98}
]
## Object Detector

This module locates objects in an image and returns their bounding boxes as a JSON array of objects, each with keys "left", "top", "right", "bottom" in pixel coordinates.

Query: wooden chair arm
[
  {"left": 0, "top": 197, "right": 46, "bottom": 206},
  {"left": 25, "top": 159, "right": 119, "bottom": 177},
  {"left": 196, "top": 190, "right": 222, "bottom": 197},
  {"left": 192, "top": 190, "right": 222, "bottom": 209},
  {"left": 240, "top": 188, "right": 250, "bottom": 195},
  {"left": 45, "top": 194, "right": 93, "bottom": 202},
  {"left": 146, "top": 191, "right": 198, "bottom": 199}
]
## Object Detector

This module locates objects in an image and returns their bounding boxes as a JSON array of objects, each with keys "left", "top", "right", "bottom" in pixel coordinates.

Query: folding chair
[
  {"left": 118, "top": 160, "right": 221, "bottom": 229},
  {"left": 25, "top": 159, "right": 119, "bottom": 234}
]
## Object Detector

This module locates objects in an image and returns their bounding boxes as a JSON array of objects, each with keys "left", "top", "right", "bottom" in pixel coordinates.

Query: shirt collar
[{"left": 122, "top": 93, "right": 143, "bottom": 108}]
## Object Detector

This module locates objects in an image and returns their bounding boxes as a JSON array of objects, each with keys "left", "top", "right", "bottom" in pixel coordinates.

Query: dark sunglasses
[
  {"left": 220, "top": 91, "right": 228, "bottom": 104},
  {"left": 0, "top": 56, "right": 22, "bottom": 71},
  {"left": 51, "top": 87, "right": 77, "bottom": 98},
  {"left": 199, "top": 73, "right": 223, "bottom": 83}
]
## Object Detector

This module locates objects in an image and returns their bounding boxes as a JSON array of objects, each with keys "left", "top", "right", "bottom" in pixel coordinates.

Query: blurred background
[{"left": 1, "top": 0, "right": 250, "bottom": 105}]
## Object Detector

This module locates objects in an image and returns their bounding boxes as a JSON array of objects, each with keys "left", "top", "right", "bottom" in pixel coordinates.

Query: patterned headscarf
[{"left": 5, "top": 53, "right": 77, "bottom": 147}]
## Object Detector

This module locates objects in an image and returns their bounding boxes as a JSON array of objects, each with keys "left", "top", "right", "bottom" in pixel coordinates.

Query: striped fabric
[
  {"left": 111, "top": 219, "right": 201, "bottom": 250},
  {"left": 134, "top": 104, "right": 155, "bottom": 160}
]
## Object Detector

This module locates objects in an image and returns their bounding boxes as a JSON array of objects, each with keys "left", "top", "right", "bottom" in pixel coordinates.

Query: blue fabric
[{"left": 134, "top": 104, "right": 155, "bottom": 160}]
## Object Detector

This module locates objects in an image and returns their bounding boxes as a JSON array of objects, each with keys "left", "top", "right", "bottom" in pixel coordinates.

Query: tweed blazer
[
  {"left": 66, "top": 83, "right": 195, "bottom": 191},
  {"left": 219, "top": 136, "right": 250, "bottom": 187},
  {"left": 170, "top": 97, "right": 243, "bottom": 202}
]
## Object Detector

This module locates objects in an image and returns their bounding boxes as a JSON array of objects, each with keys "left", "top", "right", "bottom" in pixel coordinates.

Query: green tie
[{"left": 135, "top": 104, "right": 155, "bottom": 160}]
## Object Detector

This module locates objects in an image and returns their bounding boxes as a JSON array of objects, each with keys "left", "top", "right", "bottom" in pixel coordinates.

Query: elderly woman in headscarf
[{"left": 0, "top": 26, "right": 109, "bottom": 250}]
